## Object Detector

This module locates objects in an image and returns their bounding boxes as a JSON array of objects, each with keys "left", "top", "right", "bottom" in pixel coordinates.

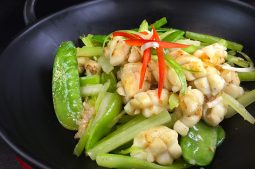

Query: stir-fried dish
[{"left": 52, "top": 17, "right": 255, "bottom": 169}]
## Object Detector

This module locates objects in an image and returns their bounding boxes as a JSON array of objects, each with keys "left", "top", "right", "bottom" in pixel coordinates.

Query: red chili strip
[
  {"left": 139, "top": 48, "right": 151, "bottom": 89},
  {"left": 152, "top": 25, "right": 165, "bottom": 98},
  {"left": 112, "top": 31, "right": 143, "bottom": 40}
]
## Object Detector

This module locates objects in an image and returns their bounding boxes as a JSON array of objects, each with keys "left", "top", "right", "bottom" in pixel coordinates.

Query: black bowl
[{"left": 0, "top": 0, "right": 255, "bottom": 168}]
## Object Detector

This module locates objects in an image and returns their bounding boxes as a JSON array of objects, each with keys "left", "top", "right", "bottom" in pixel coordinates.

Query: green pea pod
[
  {"left": 216, "top": 126, "right": 225, "bottom": 147},
  {"left": 85, "top": 92, "right": 122, "bottom": 150},
  {"left": 52, "top": 41, "right": 84, "bottom": 130},
  {"left": 180, "top": 122, "right": 218, "bottom": 166}
]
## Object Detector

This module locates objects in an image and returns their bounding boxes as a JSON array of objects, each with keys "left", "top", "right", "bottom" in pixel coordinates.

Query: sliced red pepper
[
  {"left": 140, "top": 31, "right": 149, "bottom": 35},
  {"left": 138, "top": 30, "right": 155, "bottom": 89},
  {"left": 124, "top": 39, "right": 189, "bottom": 48},
  {"left": 139, "top": 48, "right": 151, "bottom": 89},
  {"left": 152, "top": 25, "right": 165, "bottom": 98},
  {"left": 112, "top": 31, "right": 143, "bottom": 40}
]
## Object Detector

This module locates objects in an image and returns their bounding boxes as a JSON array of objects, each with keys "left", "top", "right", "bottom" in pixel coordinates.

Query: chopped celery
[
  {"left": 159, "top": 30, "right": 176, "bottom": 40},
  {"left": 87, "top": 111, "right": 171, "bottom": 160},
  {"left": 80, "top": 75, "right": 100, "bottom": 86},
  {"left": 138, "top": 20, "right": 149, "bottom": 32},
  {"left": 85, "top": 93, "right": 122, "bottom": 150},
  {"left": 238, "top": 72, "right": 255, "bottom": 81},
  {"left": 164, "top": 55, "right": 187, "bottom": 93},
  {"left": 169, "top": 93, "right": 179, "bottom": 111},
  {"left": 182, "top": 45, "right": 200, "bottom": 54},
  {"left": 98, "top": 56, "right": 114, "bottom": 73},
  {"left": 228, "top": 50, "right": 236, "bottom": 55},
  {"left": 227, "top": 55, "right": 249, "bottom": 68},
  {"left": 95, "top": 81, "right": 110, "bottom": 112},
  {"left": 185, "top": 31, "right": 243, "bottom": 51},
  {"left": 238, "top": 51, "right": 254, "bottom": 67},
  {"left": 162, "top": 30, "right": 185, "bottom": 42},
  {"left": 226, "top": 89, "right": 255, "bottom": 118},
  {"left": 96, "top": 154, "right": 190, "bottom": 169},
  {"left": 217, "top": 39, "right": 227, "bottom": 47},
  {"left": 92, "top": 35, "right": 107, "bottom": 44},
  {"left": 151, "top": 17, "right": 168, "bottom": 29},
  {"left": 73, "top": 126, "right": 90, "bottom": 156},
  {"left": 80, "top": 34, "right": 94, "bottom": 47},
  {"left": 80, "top": 84, "right": 103, "bottom": 96},
  {"left": 76, "top": 46, "right": 103, "bottom": 57},
  {"left": 222, "top": 92, "right": 255, "bottom": 124},
  {"left": 100, "top": 72, "right": 117, "bottom": 92}
]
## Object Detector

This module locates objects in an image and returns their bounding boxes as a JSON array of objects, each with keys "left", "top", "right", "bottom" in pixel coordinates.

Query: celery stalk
[
  {"left": 222, "top": 92, "right": 255, "bottom": 124},
  {"left": 138, "top": 20, "right": 149, "bottom": 32},
  {"left": 185, "top": 31, "right": 243, "bottom": 51},
  {"left": 87, "top": 110, "right": 171, "bottom": 160},
  {"left": 226, "top": 89, "right": 255, "bottom": 118},
  {"left": 96, "top": 154, "right": 190, "bottom": 169},
  {"left": 238, "top": 72, "right": 255, "bottom": 81},
  {"left": 151, "top": 17, "right": 168, "bottom": 29},
  {"left": 80, "top": 34, "right": 94, "bottom": 47},
  {"left": 80, "top": 75, "right": 100, "bottom": 86},
  {"left": 76, "top": 47, "right": 103, "bottom": 57},
  {"left": 80, "top": 84, "right": 103, "bottom": 96}
]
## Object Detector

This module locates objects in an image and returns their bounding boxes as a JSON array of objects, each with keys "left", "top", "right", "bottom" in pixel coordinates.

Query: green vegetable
[
  {"left": 95, "top": 81, "right": 110, "bottom": 112},
  {"left": 216, "top": 126, "right": 225, "bottom": 147},
  {"left": 217, "top": 39, "right": 227, "bottom": 47},
  {"left": 181, "top": 122, "right": 218, "bottom": 166},
  {"left": 167, "top": 110, "right": 182, "bottom": 128},
  {"left": 227, "top": 55, "right": 249, "bottom": 68},
  {"left": 238, "top": 51, "right": 254, "bottom": 67},
  {"left": 96, "top": 154, "right": 191, "bottom": 169},
  {"left": 81, "top": 34, "right": 94, "bottom": 47},
  {"left": 80, "top": 84, "right": 103, "bottom": 96},
  {"left": 151, "top": 17, "right": 168, "bottom": 29},
  {"left": 52, "top": 41, "right": 84, "bottom": 130},
  {"left": 222, "top": 92, "right": 255, "bottom": 124},
  {"left": 73, "top": 117, "right": 93, "bottom": 156},
  {"left": 138, "top": 20, "right": 149, "bottom": 32},
  {"left": 85, "top": 92, "right": 122, "bottom": 150},
  {"left": 165, "top": 55, "right": 187, "bottom": 93},
  {"left": 185, "top": 31, "right": 243, "bottom": 51},
  {"left": 98, "top": 56, "right": 114, "bottom": 73},
  {"left": 169, "top": 93, "right": 179, "bottom": 111},
  {"left": 92, "top": 35, "right": 108, "bottom": 44},
  {"left": 159, "top": 30, "right": 175, "bottom": 40},
  {"left": 162, "top": 30, "right": 185, "bottom": 42},
  {"left": 101, "top": 72, "right": 117, "bottom": 92},
  {"left": 87, "top": 110, "right": 171, "bottom": 160},
  {"left": 238, "top": 72, "right": 255, "bottom": 81},
  {"left": 225, "top": 90, "right": 255, "bottom": 118},
  {"left": 182, "top": 45, "right": 200, "bottom": 54},
  {"left": 76, "top": 46, "right": 103, "bottom": 57},
  {"left": 80, "top": 75, "right": 100, "bottom": 86}
]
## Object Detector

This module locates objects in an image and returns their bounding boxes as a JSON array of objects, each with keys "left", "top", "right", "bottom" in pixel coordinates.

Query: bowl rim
[{"left": 0, "top": 0, "right": 255, "bottom": 168}]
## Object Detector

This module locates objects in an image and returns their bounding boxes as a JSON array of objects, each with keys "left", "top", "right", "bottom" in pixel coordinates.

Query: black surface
[
  {"left": 0, "top": 0, "right": 255, "bottom": 169},
  {"left": 0, "top": 0, "right": 86, "bottom": 168}
]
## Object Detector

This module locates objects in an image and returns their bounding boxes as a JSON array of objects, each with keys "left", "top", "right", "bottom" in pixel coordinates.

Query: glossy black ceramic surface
[{"left": 0, "top": 0, "right": 255, "bottom": 168}]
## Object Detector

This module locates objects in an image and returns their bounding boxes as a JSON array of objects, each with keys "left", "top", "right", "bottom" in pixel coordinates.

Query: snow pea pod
[
  {"left": 52, "top": 41, "right": 84, "bottom": 130},
  {"left": 180, "top": 122, "right": 218, "bottom": 166}
]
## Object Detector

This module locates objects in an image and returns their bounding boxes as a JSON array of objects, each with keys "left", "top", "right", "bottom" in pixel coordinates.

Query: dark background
[
  {"left": 0, "top": 0, "right": 254, "bottom": 169},
  {"left": 0, "top": 1, "right": 86, "bottom": 168}
]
